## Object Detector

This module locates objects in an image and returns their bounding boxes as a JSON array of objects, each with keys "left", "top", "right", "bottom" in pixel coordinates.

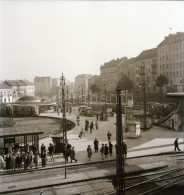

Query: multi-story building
[
  {"left": 21, "top": 80, "right": 35, "bottom": 96},
  {"left": 135, "top": 48, "right": 158, "bottom": 93},
  {"left": 75, "top": 74, "right": 92, "bottom": 99},
  {"left": 2, "top": 80, "right": 35, "bottom": 102},
  {"left": 34, "top": 76, "right": 52, "bottom": 97},
  {"left": 157, "top": 32, "right": 184, "bottom": 87},
  {"left": 117, "top": 58, "right": 136, "bottom": 86},
  {"left": 0, "top": 83, "right": 12, "bottom": 103},
  {"left": 100, "top": 57, "right": 128, "bottom": 91}
]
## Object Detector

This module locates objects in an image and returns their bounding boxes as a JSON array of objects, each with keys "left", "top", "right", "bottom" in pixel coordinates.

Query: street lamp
[
  {"left": 113, "top": 87, "right": 125, "bottom": 194},
  {"left": 60, "top": 73, "right": 67, "bottom": 178}
]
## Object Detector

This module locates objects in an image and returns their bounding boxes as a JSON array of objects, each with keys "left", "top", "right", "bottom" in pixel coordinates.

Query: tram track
[{"left": 0, "top": 152, "right": 183, "bottom": 194}]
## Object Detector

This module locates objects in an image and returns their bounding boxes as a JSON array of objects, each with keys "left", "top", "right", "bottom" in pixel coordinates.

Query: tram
[{"left": 0, "top": 104, "right": 39, "bottom": 117}]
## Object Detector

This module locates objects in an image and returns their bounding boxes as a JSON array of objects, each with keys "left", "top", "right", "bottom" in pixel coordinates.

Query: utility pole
[
  {"left": 113, "top": 87, "right": 125, "bottom": 195},
  {"left": 143, "top": 78, "right": 147, "bottom": 131},
  {"left": 60, "top": 73, "right": 67, "bottom": 178},
  {"left": 104, "top": 87, "right": 107, "bottom": 120}
]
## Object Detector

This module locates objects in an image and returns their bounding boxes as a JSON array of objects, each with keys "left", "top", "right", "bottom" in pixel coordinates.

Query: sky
[{"left": 0, "top": 1, "right": 184, "bottom": 82}]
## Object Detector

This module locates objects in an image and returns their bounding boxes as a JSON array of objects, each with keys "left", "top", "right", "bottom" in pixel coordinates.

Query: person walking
[
  {"left": 123, "top": 142, "right": 127, "bottom": 158},
  {"left": 109, "top": 142, "right": 113, "bottom": 156},
  {"left": 16, "top": 153, "right": 22, "bottom": 171},
  {"left": 0, "top": 155, "right": 5, "bottom": 172},
  {"left": 48, "top": 143, "right": 54, "bottom": 161},
  {"left": 76, "top": 116, "right": 80, "bottom": 126},
  {"left": 174, "top": 138, "right": 181, "bottom": 151},
  {"left": 90, "top": 121, "right": 94, "bottom": 133},
  {"left": 104, "top": 144, "right": 109, "bottom": 158},
  {"left": 79, "top": 129, "right": 84, "bottom": 139},
  {"left": 95, "top": 120, "right": 98, "bottom": 130},
  {"left": 70, "top": 147, "right": 77, "bottom": 163},
  {"left": 94, "top": 138, "right": 99, "bottom": 153},
  {"left": 100, "top": 144, "right": 105, "bottom": 160},
  {"left": 41, "top": 150, "right": 46, "bottom": 167},
  {"left": 40, "top": 143, "right": 46, "bottom": 154},
  {"left": 87, "top": 145, "right": 92, "bottom": 161},
  {"left": 107, "top": 131, "right": 112, "bottom": 142},
  {"left": 34, "top": 152, "right": 39, "bottom": 169}
]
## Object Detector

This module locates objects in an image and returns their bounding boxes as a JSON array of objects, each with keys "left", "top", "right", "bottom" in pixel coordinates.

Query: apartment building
[
  {"left": 0, "top": 83, "right": 12, "bottom": 103},
  {"left": 157, "top": 32, "right": 184, "bottom": 87},
  {"left": 100, "top": 57, "right": 128, "bottom": 91},
  {"left": 75, "top": 74, "right": 92, "bottom": 97},
  {"left": 134, "top": 48, "right": 158, "bottom": 93},
  {"left": 34, "top": 76, "right": 52, "bottom": 97},
  {"left": 117, "top": 58, "right": 136, "bottom": 86}
]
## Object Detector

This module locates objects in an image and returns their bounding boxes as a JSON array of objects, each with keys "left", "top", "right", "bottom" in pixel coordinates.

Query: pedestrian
[
  {"left": 16, "top": 153, "right": 22, "bottom": 171},
  {"left": 174, "top": 138, "right": 181, "bottom": 151},
  {"left": 90, "top": 121, "right": 94, "bottom": 133},
  {"left": 63, "top": 146, "right": 70, "bottom": 163},
  {"left": 27, "top": 152, "right": 33, "bottom": 169},
  {"left": 22, "top": 152, "right": 28, "bottom": 170},
  {"left": 95, "top": 120, "right": 98, "bottom": 130},
  {"left": 32, "top": 143, "right": 38, "bottom": 155},
  {"left": 87, "top": 145, "right": 92, "bottom": 161},
  {"left": 70, "top": 147, "right": 77, "bottom": 163},
  {"left": 79, "top": 129, "right": 84, "bottom": 139},
  {"left": 11, "top": 153, "right": 16, "bottom": 171},
  {"left": 76, "top": 116, "right": 80, "bottom": 126},
  {"left": 123, "top": 142, "right": 127, "bottom": 158},
  {"left": 48, "top": 143, "right": 54, "bottom": 161},
  {"left": 100, "top": 144, "right": 105, "bottom": 160},
  {"left": 107, "top": 131, "right": 112, "bottom": 142},
  {"left": 40, "top": 143, "right": 46, "bottom": 154},
  {"left": 96, "top": 113, "right": 99, "bottom": 120},
  {"left": 104, "top": 144, "right": 109, "bottom": 158},
  {"left": 41, "top": 150, "right": 46, "bottom": 167},
  {"left": 94, "top": 138, "right": 99, "bottom": 153},
  {"left": 5, "top": 153, "right": 11, "bottom": 171},
  {"left": 34, "top": 152, "right": 39, "bottom": 169},
  {"left": 109, "top": 142, "right": 113, "bottom": 156},
  {"left": 85, "top": 120, "right": 89, "bottom": 133},
  {"left": 0, "top": 155, "right": 5, "bottom": 172}
]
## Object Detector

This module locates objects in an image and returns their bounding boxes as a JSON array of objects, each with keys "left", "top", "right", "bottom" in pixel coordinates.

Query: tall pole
[
  {"left": 105, "top": 87, "right": 107, "bottom": 120},
  {"left": 60, "top": 73, "right": 67, "bottom": 178},
  {"left": 143, "top": 78, "right": 147, "bottom": 131},
  {"left": 113, "top": 88, "right": 125, "bottom": 194}
]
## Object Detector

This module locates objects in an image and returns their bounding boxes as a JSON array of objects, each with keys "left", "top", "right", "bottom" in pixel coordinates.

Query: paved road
[{"left": 39, "top": 108, "right": 184, "bottom": 163}]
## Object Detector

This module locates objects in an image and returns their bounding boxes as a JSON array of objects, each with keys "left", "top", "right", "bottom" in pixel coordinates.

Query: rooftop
[
  {"left": 0, "top": 125, "right": 43, "bottom": 138},
  {"left": 135, "top": 48, "right": 157, "bottom": 61}
]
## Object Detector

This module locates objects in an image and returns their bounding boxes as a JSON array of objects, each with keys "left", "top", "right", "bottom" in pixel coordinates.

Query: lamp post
[
  {"left": 104, "top": 87, "right": 107, "bottom": 120},
  {"left": 60, "top": 73, "right": 67, "bottom": 178},
  {"left": 113, "top": 87, "right": 125, "bottom": 194}
]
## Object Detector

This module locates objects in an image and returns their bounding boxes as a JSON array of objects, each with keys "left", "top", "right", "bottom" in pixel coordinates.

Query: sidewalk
[{"left": 0, "top": 109, "right": 182, "bottom": 194}]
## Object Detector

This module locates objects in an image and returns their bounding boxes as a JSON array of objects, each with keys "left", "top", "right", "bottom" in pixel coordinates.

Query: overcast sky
[{"left": 0, "top": 1, "right": 184, "bottom": 82}]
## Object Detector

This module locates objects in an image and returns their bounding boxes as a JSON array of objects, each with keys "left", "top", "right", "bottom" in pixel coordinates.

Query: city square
[{"left": 0, "top": 1, "right": 184, "bottom": 194}]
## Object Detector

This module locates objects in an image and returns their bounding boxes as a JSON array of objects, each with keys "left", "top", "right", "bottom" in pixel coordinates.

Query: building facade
[
  {"left": 34, "top": 76, "right": 52, "bottom": 97},
  {"left": 0, "top": 83, "right": 12, "bottom": 103},
  {"left": 75, "top": 74, "right": 92, "bottom": 96},
  {"left": 157, "top": 32, "right": 184, "bottom": 88},
  {"left": 100, "top": 57, "right": 128, "bottom": 91},
  {"left": 134, "top": 48, "right": 158, "bottom": 93},
  {"left": 117, "top": 58, "right": 136, "bottom": 87}
]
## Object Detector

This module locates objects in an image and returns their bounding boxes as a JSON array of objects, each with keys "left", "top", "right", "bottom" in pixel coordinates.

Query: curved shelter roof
[
  {"left": 17, "top": 96, "right": 41, "bottom": 103},
  {"left": 0, "top": 126, "right": 43, "bottom": 138}
]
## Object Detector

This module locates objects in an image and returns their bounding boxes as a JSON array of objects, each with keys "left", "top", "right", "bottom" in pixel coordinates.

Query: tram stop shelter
[{"left": 0, "top": 126, "right": 43, "bottom": 154}]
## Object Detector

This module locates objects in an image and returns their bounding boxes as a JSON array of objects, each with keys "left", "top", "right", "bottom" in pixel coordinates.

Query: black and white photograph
[{"left": 0, "top": 0, "right": 184, "bottom": 194}]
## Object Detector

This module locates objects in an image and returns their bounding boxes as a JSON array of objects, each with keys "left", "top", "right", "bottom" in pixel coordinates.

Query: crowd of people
[{"left": 0, "top": 142, "right": 55, "bottom": 172}]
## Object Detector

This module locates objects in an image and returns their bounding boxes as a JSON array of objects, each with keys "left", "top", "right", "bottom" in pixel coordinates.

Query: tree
[
  {"left": 117, "top": 74, "right": 133, "bottom": 91},
  {"left": 89, "top": 84, "right": 100, "bottom": 94},
  {"left": 155, "top": 75, "right": 168, "bottom": 103},
  {"left": 155, "top": 75, "right": 168, "bottom": 88}
]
